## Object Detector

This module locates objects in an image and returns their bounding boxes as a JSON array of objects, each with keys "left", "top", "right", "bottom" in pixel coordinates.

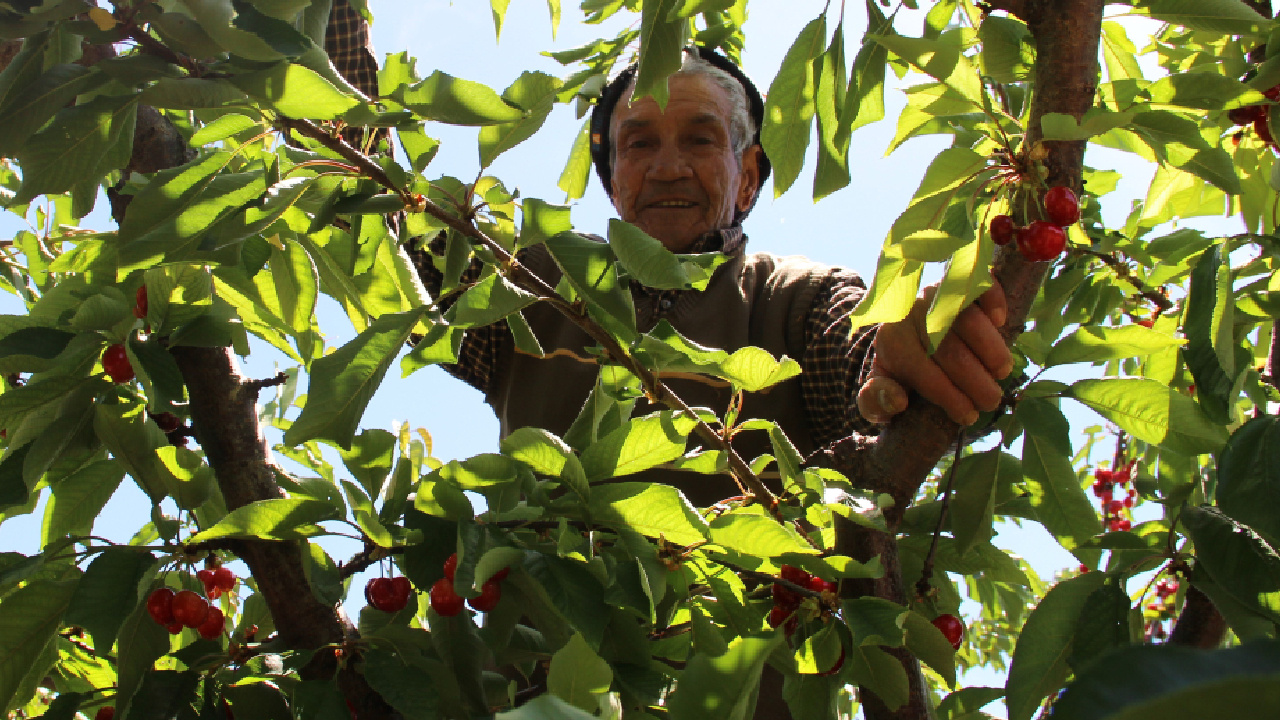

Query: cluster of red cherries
[
  {"left": 363, "top": 575, "right": 413, "bottom": 613},
  {"left": 1143, "top": 577, "right": 1180, "bottom": 641},
  {"left": 428, "top": 554, "right": 510, "bottom": 617},
  {"left": 145, "top": 565, "right": 237, "bottom": 640},
  {"left": 1227, "top": 83, "right": 1280, "bottom": 150},
  {"left": 767, "top": 564, "right": 837, "bottom": 635},
  {"left": 989, "top": 185, "right": 1080, "bottom": 262},
  {"left": 1092, "top": 460, "right": 1137, "bottom": 532}
]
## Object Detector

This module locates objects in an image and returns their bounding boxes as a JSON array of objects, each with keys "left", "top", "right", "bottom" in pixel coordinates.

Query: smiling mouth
[{"left": 646, "top": 200, "right": 698, "bottom": 209}]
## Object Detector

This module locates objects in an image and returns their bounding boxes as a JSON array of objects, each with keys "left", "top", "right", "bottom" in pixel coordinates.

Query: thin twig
[
  {"left": 1075, "top": 247, "right": 1174, "bottom": 313},
  {"left": 915, "top": 428, "right": 965, "bottom": 599}
]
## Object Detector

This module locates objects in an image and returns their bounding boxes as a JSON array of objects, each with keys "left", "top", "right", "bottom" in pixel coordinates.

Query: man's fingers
[
  {"left": 934, "top": 333, "right": 1004, "bottom": 413},
  {"left": 856, "top": 372, "right": 908, "bottom": 424},
  {"left": 952, "top": 305, "right": 1013, "bottom": 379},
  {"left": 876, "top": 342, "right": 978, "bottom": 426},
  {"left": 976, "top": 279, "right": 1007, "bottom": 328}
]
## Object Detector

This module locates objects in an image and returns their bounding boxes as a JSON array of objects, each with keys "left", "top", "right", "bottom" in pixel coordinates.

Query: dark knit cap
[{"left": 588, "top": 46, "right": 771, "bottom": 220}]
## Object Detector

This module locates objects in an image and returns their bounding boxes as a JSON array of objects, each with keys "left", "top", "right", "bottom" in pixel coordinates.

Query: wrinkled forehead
[{"left": 609, "top": 74, "right": 734, "bottom": 138}]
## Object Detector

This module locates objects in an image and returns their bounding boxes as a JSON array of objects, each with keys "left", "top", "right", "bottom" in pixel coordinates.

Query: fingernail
[
  {"left": 878, "top": 386, "right": 901, "bottom": 415},
  {"left": 998, "top": 361, "right": 1014, "bottom": 379},
  {"left": 962, "top": 410, "right": 979, "bottom": 426},
  {"left": 992, "top": 307, "right": 1007, "bottom": 327}
]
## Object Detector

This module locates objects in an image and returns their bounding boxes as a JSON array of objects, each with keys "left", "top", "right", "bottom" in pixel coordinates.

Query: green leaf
[
  {"left": 1068, "top": 577, "right": 1130, "bottom": 674},
  {"left": 284, "top": 308, "right": 425, "bottom": 450},
  {"left": 1126, "top": 110, "right": 1240, "bottom": 194},
  {"left": 1184, "top": 243, "right": 1236, "bottom": 424},
  {"left": 1183, "top": 505, "right": 1280, "bottom": 624},
  {"left": 1148, "top": 72, "right": 1265, "bottom": 111},
  {"left": 718, "top": 346, "right": 802, "bottom": 393},
  {"left": 585, "top": 481, "right": 709, "bottom": 546},
  {"left": 496, "top": 695, "right": 597, "bottom": 720},
  {"left": 841, "top": 1, "right": 890, "bottom": 139},
  {"left": 979, "top": 15, "right": 1033, "bottom": 83},
  {"left": 902, "top": 610, "right": 957, "bottom": 688},
  {"left": 361, "top": 647, "right": 442, "bottom": 719},
  {"left": 761, "top": 15, "right": 825, "bottom": 197},
  {"left": 1040, "top": 109, "right": 1138, "bottom": 141},
  {"left": 0, "top": 63, "right": 105, "bottom": 155},
  {"left": 336, "top": 428, "right": 396, "bottom": 501},
  {"left": 543, "top": 233, "right": 637, "bottom": 342},
  {"left": 608, "top": 219, "right": 705, "bottom": 290},
  {"left": 445, "top": 273, "right": 538, "bottom": 328},
  {"left": 1130, "top": 0, "right": 1268, "bottom": 33},
  {"left": 520, "top": 198, "right": 572, "bottom": 250},
  {"left": 709, "top": 512, "right": 818, "bottom": 558},
  {"left": 888, "top": 147, "right": 987, "bottom": 247},
  {"left": 845, "top": 253, "right": 923, "bottom": 332},
  {"left": 1217, "top": 416, "right": 1280, "bottom": 545},
  {"left": 64, "top": 547, "right": 154, "bottom": 654},
  {"left": 41, "top": 460, "right": 125, "bottom": 548},
  {"left": 548, "top": 632, "right": 613, "bottom": 712},
  {"left": 1051, "top": 641, "right": 1280, "bottom": 720},
  {"left": 1005, "top": 572, "right": 1107, "bottom": 720},
  {"left": 925, "top": 232, "right": 991, "bottom": 351},
  {"left": 114, "top": 599, "right": 171, "bottom": 718},
  {"left": 579, "top": 410, "right": 695, "bottom": 482},
  {"left": 937, "top": 687, "right": 1004, "bottom": 719},
  {"left": 870, "top": 32, "right": 983, "bottom": 104},
  {"left": 813, "top": 21, "right": 850, "bottom": 200},
  {"left": 665, "top": 633, "right": 785, "bottom": 720},
  {"left": 1067, "top": 378, "right": 1228, "bottom": 456},
  {"left": 0, "top": 327, "right": 74, "bottom": 374},
  {"left": 92, "top": 403, "right": 177, "bottom": 504},
  {"left": 231, "top": 62, "right": 357, "bottom": 120},
  {"left": 844, "top": 596, "right": 908, "bottom": 647},
  {"left": 557, "top": 120, "right": 592, "bottom": 202},
  {"left": 500, "top": 427, "right": 589, "bottom": 499},
  {"left": 395, "top": 70, "right": 524, "bottom": 126},
  {"left": 138, "top": 77, "right": 248, "bottom": 110},
  {"left": 634, "top": 0, "right": 689, "bottom": 109},
  {"left": 14, "top": 93, "right": 138, "bottom": 205},
  {"left": 0, "top": 579, "right": 78, "bottom": 711},
  {"left": 1017, "top": 398, "right": 1103, "bottom": 559},
  {"left": 949, "top": 449, "right": 1016, "bottom": 555},
  {"left": 187, "top": 498, "right": 341, "bottom": 543},
  {"left": 479, "top": 71, "right": 562, "bottom": 167},
  {"left": 1045, "top": 324, "right": 1185, "bottom": 367},
  {"left": 845, "top": 644, "right": 910, "bottom": 711}
]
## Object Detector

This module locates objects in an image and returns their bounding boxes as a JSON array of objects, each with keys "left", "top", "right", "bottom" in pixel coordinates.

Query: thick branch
[{"left": 121, "top": 101, "right": 391, "bottom": 720}]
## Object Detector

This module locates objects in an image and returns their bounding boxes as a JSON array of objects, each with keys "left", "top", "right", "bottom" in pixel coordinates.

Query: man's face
[{"left": 609, "top": 73, "right": 760, "bottom": 253}]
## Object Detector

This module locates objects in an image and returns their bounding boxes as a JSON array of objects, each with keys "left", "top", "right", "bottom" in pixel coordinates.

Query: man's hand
[{"left": 856, "top": 282, "right": 1012, "bottom": 426}]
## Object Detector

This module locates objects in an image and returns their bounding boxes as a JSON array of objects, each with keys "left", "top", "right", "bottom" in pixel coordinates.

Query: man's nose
[{"left": 646, "top": 141, "right": 693, "bottom": 180}]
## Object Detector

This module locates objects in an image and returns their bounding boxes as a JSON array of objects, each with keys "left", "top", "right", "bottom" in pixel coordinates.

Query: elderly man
[{"left": 420, "top": 47, "right": 1011, "bottom": 506}]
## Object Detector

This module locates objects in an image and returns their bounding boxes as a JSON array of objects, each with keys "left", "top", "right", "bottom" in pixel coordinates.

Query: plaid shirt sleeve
[{"left": 801, "top": 274, "right": 879, "bottom": 448}]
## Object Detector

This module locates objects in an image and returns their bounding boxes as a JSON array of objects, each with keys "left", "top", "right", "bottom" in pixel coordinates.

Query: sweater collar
[{"left": 685, "top": 225, "right": 746, "bottom": 255}]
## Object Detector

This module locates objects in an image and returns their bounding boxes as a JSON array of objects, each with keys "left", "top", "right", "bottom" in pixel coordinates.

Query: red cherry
[
  {"left": 101, "top": 344, "right": 134, "bottom": 383},
  {"left": 1016, "top": 221, "right": 1066, "bottom": 262},
  {"left": 166, "top": 621, "right": 184, "bottom": 635},
  {"left": 146, "top": 588, "right": 175, "bottom": 625},
  {"left": 430, "top": 578, "right": 465, "bottom": 617},
  {"left": 1108, "top": 500, "right": 1126, "bottom": 515},
  {"left": 1117, "top": 519, "right": 1132, "bottom": 531},
  {"left": 151, "top": 411, "right": 181, "bottom": 433},
  {"left": 389, "top": 576, "right": 412, "bottom": 607},
  {"left": 196, "top": 569, "right": 214, "bottom": 586},
  {"left": 95, "top": 708, "right": 115, "bottom": 720},
  {"left": 817, "top": 648, "right": 846, "bottom": 677},
  {"left": 1265, "top": 84, "right": 1280, "bottom": 100},
  {"left": 1043, "top": 186, "right": 1080, "bottom": 226},
  {"left": 779, "top": 565, "right": 810, "bottom": 586},
  {"left": 443, "top": 553, "right": 457, "bottom": 582},
  {"left": 491, "top": 566, "right": 510, "bottom": 583},
  {"left": 990, "top": 215, "right": 1016, "bottom": 245},
  {"left": 212, "top": 567, "right": 236, "bottom": 592},
  {"left": 1078, "top": 564, "right": 1090, "bottom": 573},
  {"left": 1136, "top": 319, "right": 1154, "bottom": 328},
  {"left": 1094, "top": 469, "right": 1113, "bottom": 482},
  {"left": 771, "top": 582, "right": 800, "bottom": 609},
  {"left": 467, "top": 579, "right": 502, "bottom": 612},
  {"left": 197, "top": 606, "right": 225, "bottom": 640},
  {"left": 1256, "top": 116, "right": 1275, "bottom": 145},
  {"left": 134, "top": 286, "right": 148, "bottom": 319},
  {"left": 807, "top": 576, "right": 829, "bottom": 593},
  {"left": 1229, "top": 105, "right": 1267, "bottom": 125},
  {"left": 1123, "top": 496, "right": 1134, "bottom": 508},
  {"left": 767, "top": 605, "right": 797, "bottom": 636},
  {"left": 172, "top": 590, "right": 210, "bottom": 628},
  {"left": 1091, "top": 480, "right": 1109, "bottom": 498},
  {"left": 366, "top": 577, "right": 406, "bottom": 613},
  {"left": 931, "top": 614, "right": 964, "bottom": 650},
  {"left": 822, "top": 579, "right": 838, "bottom": 594}
]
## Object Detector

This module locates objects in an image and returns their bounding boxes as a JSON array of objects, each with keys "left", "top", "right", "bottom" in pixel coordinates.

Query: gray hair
[{"left": 614, "top": 52, "right": 758, "bottom": 164}]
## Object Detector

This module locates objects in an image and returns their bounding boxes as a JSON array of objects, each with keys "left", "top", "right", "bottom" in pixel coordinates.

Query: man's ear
[{"left": 735, "top": 145, "right": 762, "bottom": 212}]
